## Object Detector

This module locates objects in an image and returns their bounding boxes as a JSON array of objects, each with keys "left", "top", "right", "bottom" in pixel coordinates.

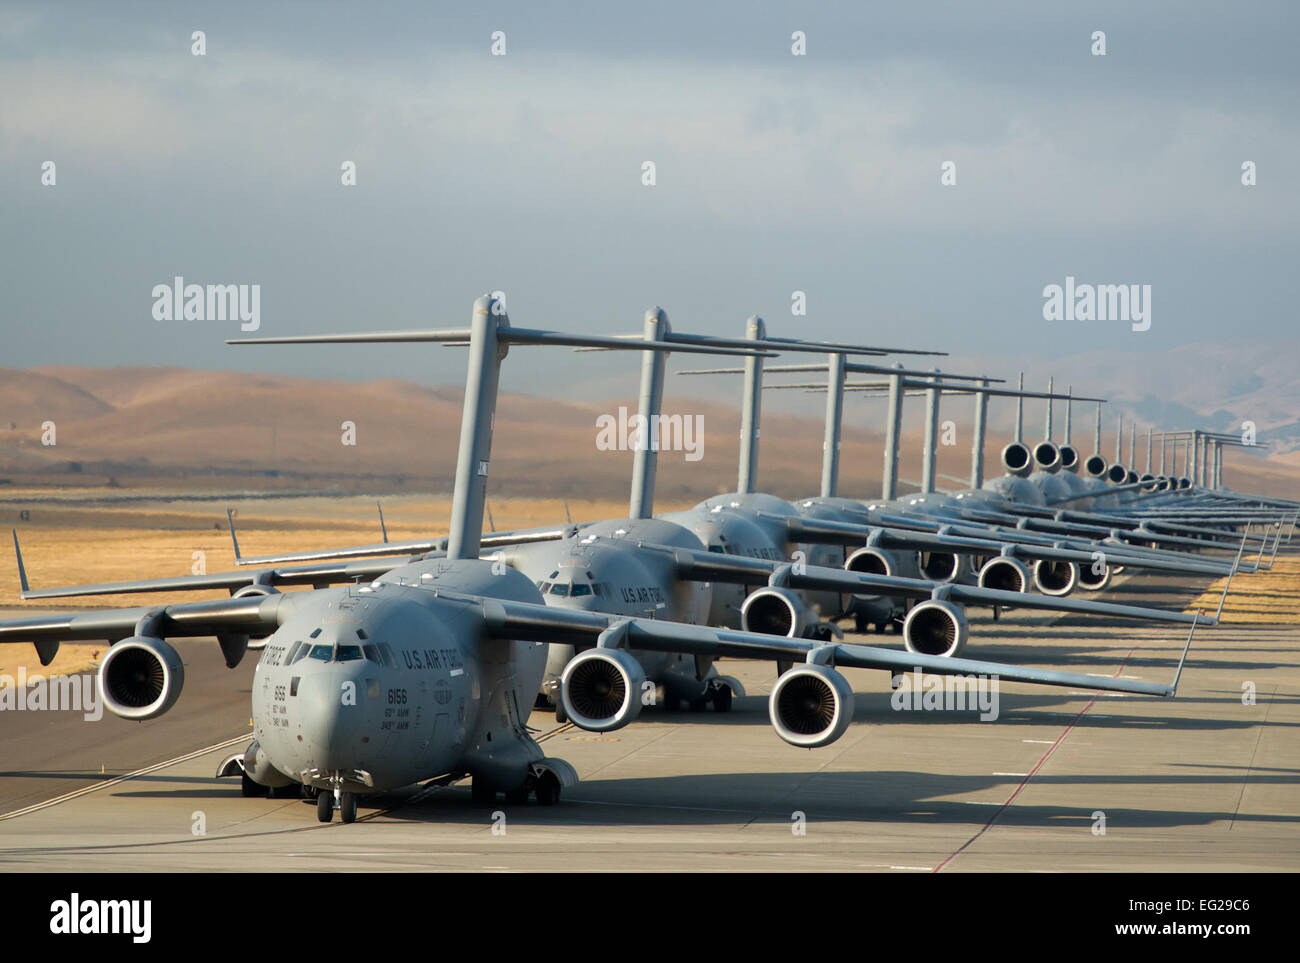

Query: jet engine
[
  {"left": 768, "top": 664, "right": 854, "bottom": 748},
  {"left": 1083, "top": 454, "right": 1108, "bottom": 479},
  {"left": 1001, "top": 441, "right": 1033, "bottom": 478},
  {"left": 1032, "top": 559, "right": 1078, "bottom": 596},
  {"left": 740, "top": 587, "right": 819, "bottom": 639},
  {"left": 1077, "top": 559, "right": 1112, "bottom": 591},
  {"left": 98, "top": 636, "right": 185, "bottom": 720},
  {"left": 844, "top": 546, "right": 893, "bottom": 579},
  {"left": 559, "top": 648, "right": 646, "bottom": 732},
  {"left": 1032, "top": 441, "right": 1062, "bottom": 473},
  {"left": 902, "top": 600, "right": 969, "bottom": 658},
  {"left": 977, "top": 557, "right": 1031, "bottom": 593},
  {"left": 916, "top": 550, "right": 962, "bottom": 582}
]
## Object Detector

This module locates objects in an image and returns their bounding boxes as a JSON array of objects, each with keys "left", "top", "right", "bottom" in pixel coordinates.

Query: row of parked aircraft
[{"left": 5, "top": 295, "right": 1295, "bottom": 824}]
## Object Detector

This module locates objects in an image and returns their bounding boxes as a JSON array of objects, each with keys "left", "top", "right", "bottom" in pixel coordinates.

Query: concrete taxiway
[{"left": 1, "top": 572, "right": 1297, "bottom": 872}]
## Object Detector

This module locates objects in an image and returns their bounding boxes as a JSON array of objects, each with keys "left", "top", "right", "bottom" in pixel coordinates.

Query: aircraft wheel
[
  {"left": 316, "top": 791, "right": 334, "bottom": 823},
  {"left": 339, "top": 792, "right": 358, "bottom": 824},
  {"left": 534, "top": 772, "right": 560, "bottom": 806},
  {"left": 554, "top": 701, "right": 568, "bottom": 725},
  {"left": 688, "top": 696, "right": 709, "bottom": 712},
  {"left": 504, "top": 786, "right": 529, "bottom": 805},
  {"left": 240, "top": 771, "right": 266, "bottom": 798},
  {"left": 270, "top": 782, "right": 301, "bottom": 799},
  {"left": 471, "top": 777, "right": 496, "bottom": 805},
  {"left": 710, "top": 685, "right": 733, "bottom": 712},
  {"left": 854, "top": 613, "right": 868, "bottom": 634}
]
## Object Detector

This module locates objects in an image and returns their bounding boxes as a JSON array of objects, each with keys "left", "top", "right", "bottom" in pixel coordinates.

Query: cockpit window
[
  {"left": 285, "top": 641, "right": 303, "bottom": 664},
  {"left": 362, "top": 644, "right": 379, "bottom": 663},
  {"left": 308, "top": 644, "right": 333, "bottom": 661},
  {"left": 378, "top": 643, "right": 397, "bottom": 667},
  {"left": 548, "top": 582, "right": 570, "bottom": 597},
  {"left": 336, "top": 644, "right": 363, "bottom": 662},
  {"left": 592, "top": 583, "right": 607, "bottom": 599},
  {"left": 570, "top": 583, "right": 592, "bottom": 597},
  {"left": 708, "top": 544, "right": 725, "bottom": 554}
]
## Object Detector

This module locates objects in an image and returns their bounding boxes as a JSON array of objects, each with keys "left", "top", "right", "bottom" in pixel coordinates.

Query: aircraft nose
[{"left": 295, "top": 668, "right": 368, "bottom": 770}]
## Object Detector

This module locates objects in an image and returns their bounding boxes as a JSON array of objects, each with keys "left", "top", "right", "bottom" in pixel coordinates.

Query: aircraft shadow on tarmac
[{"left": 365, "top": 767, "right": 1300, "bottom": 832}]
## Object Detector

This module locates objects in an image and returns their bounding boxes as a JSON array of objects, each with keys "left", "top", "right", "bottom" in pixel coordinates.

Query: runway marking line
[
  {"left": 933, "top": 648, "right": 1138, "bottom": 873},
  {"left": 0, "top": 731, "right": 253, "bottom": 822}
]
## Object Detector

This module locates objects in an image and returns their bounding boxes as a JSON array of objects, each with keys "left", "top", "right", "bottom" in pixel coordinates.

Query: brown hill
[{"left": 1, "top": 365, "right": 1296, "bottom": 500}]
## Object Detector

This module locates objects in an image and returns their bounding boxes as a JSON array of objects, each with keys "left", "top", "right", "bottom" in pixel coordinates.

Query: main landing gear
[{"left": 471, "top": 771, "right": 563, "bottom": 807}]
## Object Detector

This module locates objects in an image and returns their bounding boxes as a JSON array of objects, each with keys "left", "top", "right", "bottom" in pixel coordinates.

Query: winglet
[
  {"left": 226, "top": 508, "right": 242, "bottom": 561},
  {"left": 377, "top": 502, "right": 389, "bottom": 543},
  {"left": 1215, "top": 528, "right": 1252, "bottom": 621},
  {"left": 13, "top": 529, "right": 30, "bottom": 596},
  {"left": 1167, "top": 609, "right": 1201, "bottom": 697}
]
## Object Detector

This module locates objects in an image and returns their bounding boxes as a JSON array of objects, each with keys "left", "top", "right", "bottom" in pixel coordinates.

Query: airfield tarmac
[{"left": 1, "top": 567, "right": 1296, "bottom": 873}]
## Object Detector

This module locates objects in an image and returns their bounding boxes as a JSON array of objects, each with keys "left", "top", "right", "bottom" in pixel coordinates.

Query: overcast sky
[{"left": 2, "top": 1, "right": 1296, "bottom": 400}]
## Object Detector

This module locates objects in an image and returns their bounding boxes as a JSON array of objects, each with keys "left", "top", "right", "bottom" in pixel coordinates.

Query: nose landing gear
[{"left": 316, "top": 783, "right": 358, "bottom": 824}]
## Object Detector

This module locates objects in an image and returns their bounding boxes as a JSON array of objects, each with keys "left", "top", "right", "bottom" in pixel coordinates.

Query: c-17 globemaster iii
[{"left": 1, "top": 296, "right": 1204, "bottom": 825}]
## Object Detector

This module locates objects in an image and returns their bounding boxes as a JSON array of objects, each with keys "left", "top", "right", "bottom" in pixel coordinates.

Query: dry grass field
[{"left": 0, "top": 491, "right": 647, "bottom": 680}]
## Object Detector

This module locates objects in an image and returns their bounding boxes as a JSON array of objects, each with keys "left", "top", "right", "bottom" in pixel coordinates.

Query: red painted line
[{"left": 932, "top": 647, "right": 1137, "bottom": 873}]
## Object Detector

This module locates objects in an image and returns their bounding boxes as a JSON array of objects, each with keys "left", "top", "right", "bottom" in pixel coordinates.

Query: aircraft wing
[
  {"left": 477, "top": 596, "right": 1190, "bottom": 698},
  {"left": 0, "top": 594, "right": 292, "bottom": 666},
  {"left": 12, "top": 532, "right": 409, "bottom": 600},
  {"left": 230, "top": 527, "right": 575, "bottom": 567},
  {"left": 779, "top": 515, "right": 1232, "bottom": 576},
  {"left": 640, "top": 542, "right": 1213, "bottom": 625}
]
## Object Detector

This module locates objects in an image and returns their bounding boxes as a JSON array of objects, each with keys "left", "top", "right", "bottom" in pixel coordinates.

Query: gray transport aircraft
[{"left": 1, "top": 296, "right": 1208, "bottom": 824}]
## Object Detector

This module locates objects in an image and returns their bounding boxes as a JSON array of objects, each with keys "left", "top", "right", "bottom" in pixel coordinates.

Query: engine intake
[
  {"left": 560, "top": 648, "right": 646, "bottom": 732},
  {"left": 1032, "top": 559, "right": 1078, "bottom": 596},
  {"left": 1001, "top": 442, "right": 1033, "bottom": 478},
  {"left": 98, "top": 636, "right": 185, "bottom": 720},
  {"left": 1077, "top": 559, "right": 1112, "bottom": 591},
  {"left": 1033, "top": 441, "right": 1062, "bottom": 473},
  {"left": 917, "top": 550, "right": 961, "bottom": 582},
  {"left": 977, "top": 557, "right": 1030, "bottom": 593},
  {"left": 741, "top": 587, "right": 818, "bottom": 639},
  {"left": 902, "top": 600, "right": 969, "bottom": 658},
  {"left": 768, "top": 664, "right": 854, "bottom": 748}
]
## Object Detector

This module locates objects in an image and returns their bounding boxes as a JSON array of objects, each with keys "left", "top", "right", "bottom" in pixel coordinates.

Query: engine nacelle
[
  {"left": 902, "top": 600, "right": 969, "bottom": 658},
  {"left": 768, "top": 664, "right": 854, "bottom": 748},
  {"left": 916, "top": 550, "right": 961, "bottom": 582},
  {"left": 560, "top": 648, "right": 646, "bottom": 732},
  {"left": 1032, "top": 559, "right": 1078, "bottom": 596},
  {"left": 741, "top": 587, "right": 818, "bottom": 638},
  {"left": 1106, "top": 464, "right": 1128, "bottom": 485},
  {"left": 1077, "top": 560, "right": 1112, "bottom": 591},
  {"left": 1001, "top": 441, "right": 1033, "bottom": 478},
  {"left": 98, "top": 636, "right": 185, "bottom": 720},
  {"left": 977, "top": 557, "right": 1031, "bottom": 593},
  {"left": 1084, "top": 454, "right": 1108, "bottom": 479},
  {"left": 844, "top": 546, "right": 893, "bottom": 578},
  {"left": 1032, "top": 441, "right": 1062, "bottom": 474}
]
